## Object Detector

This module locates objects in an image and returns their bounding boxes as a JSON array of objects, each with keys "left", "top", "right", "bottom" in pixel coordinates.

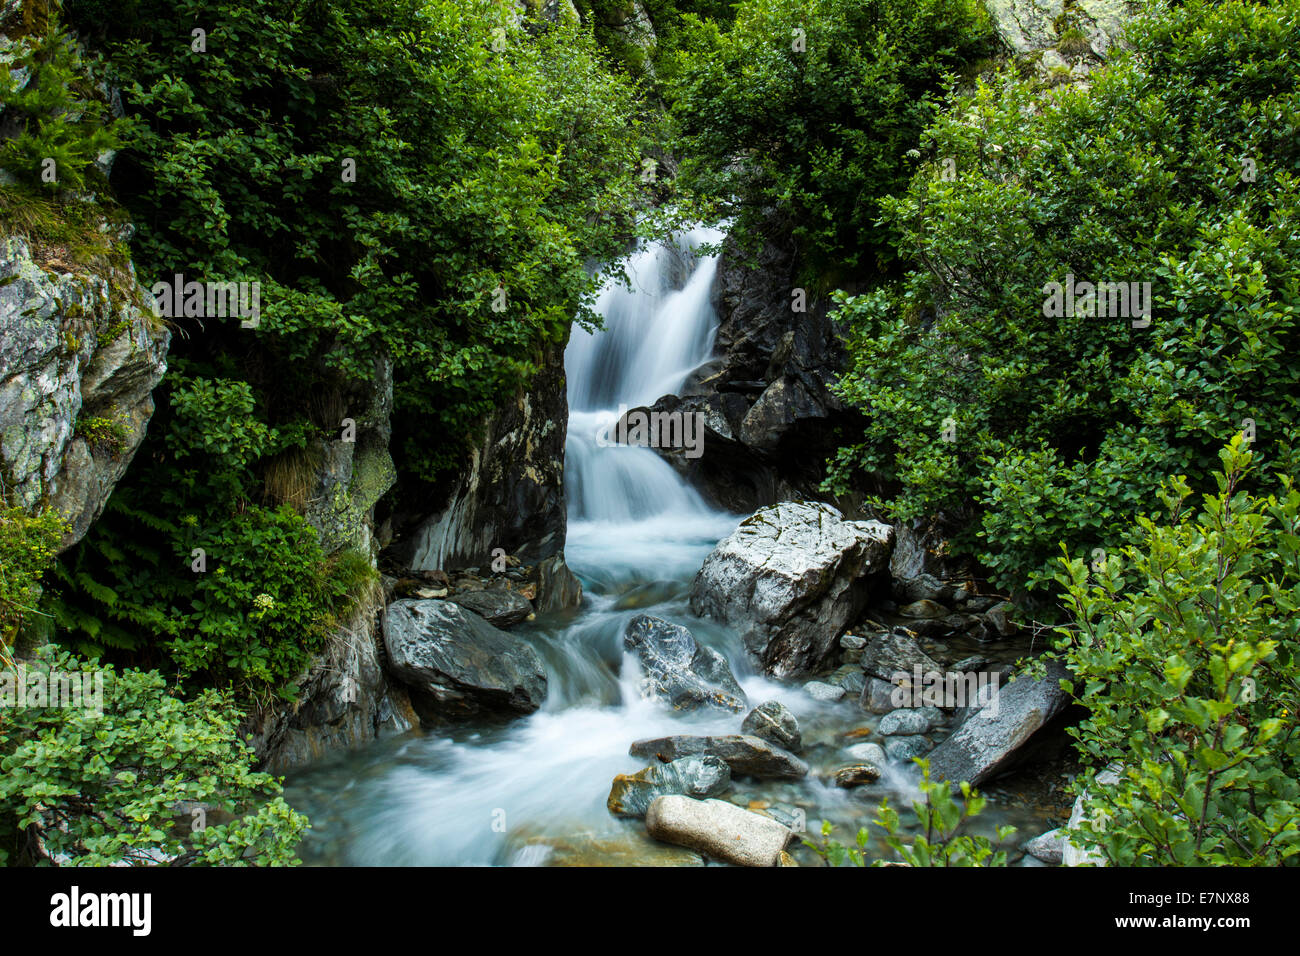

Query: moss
[
  {"left": 75, "top": 413, "right": 130, "bottom": 455},
  {"left": 1057, "top": 27, "right": 1091, "bottom": 60}
]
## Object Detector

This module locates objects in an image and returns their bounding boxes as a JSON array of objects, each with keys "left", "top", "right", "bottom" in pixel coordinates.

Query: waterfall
[{"left": 564, "top": 226, "right": 725, "bottom": 526}]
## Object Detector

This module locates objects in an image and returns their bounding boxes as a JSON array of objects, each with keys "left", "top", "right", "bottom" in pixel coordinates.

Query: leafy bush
[
  {"left": 0, "top": 506, "right": 66, "bottom": 658},
  {"left": 1053, "top": 438, "right": 1300, "bottom": 865},
  {"left": 805, "top": 759, "right": 1013, "bottom": 866},
  {"left": 0, "top": 647, "right": 306, "bottom": 865},
  {"left": 0, "top": 17, "right": 123, "bottom": 193},
  {"left": 827, "top": 0, "right": 1300, "bottom": 597},
  {"left": 667, "top": 0, "right": 995, "bottom": 279}
]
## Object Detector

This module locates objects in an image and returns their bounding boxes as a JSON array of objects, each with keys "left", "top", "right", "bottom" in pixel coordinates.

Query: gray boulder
[
  {"left": 607, "top": 755, "right": 731, "bottom": 819},
  {"left": 741, "top": 700, "right": 802, "bottom": 753},
  {"left": 689, "top": 501, "right": 893, "bottom": 677},
  {"left": 926, "top": 663, "right": 1072, "bottom": 789},
  {"left": 0, "top": 236, "right": 169, "bottom": 551},
  {"left": 1023, "top": 828, "right": 1066, "bottom": 865},
  {"left": 885, "top": 735, "right": 934, "bottom": 762},
  {"left": 449, "top": 587, "right": 534, "bottom": 628},
  {"left": 630, "top": 733, "right": 808, "bottom": 780},
  {"left": 623, "top": 614, "right": 747, "bottom": 713},
  {"left": 859, "top": 630, "right": 944, "bottom": 682},
  {"left": 382, "top": 599, "right": 547, "bottom": 721},
  {"left": 879, "top": 708, "right": 942, "bottom": 736},
  {"left": 645, "top": 795, "right": 794, "bottom": 867}
]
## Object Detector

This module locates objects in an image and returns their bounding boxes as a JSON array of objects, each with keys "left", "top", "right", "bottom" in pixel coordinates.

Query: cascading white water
[
  {"left": 564, "top": 227, "right": 724, "bottom": 527},
  {"left": 282, "top": 226, "right": 1040, "bottom": 867}
]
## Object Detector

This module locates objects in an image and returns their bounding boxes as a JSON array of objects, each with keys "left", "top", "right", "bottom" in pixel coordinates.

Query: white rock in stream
[
  {"left": 645, "top": 795, "right": 794, "bottom": 867},
  {"left": 689, "top": 501, "right": 893, "bottom": 678}
]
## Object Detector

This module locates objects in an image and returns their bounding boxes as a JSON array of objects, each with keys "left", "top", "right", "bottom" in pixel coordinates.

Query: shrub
[
  {"left": 667, "top": 0, "right": 996, "bottom": 280},
  {"left": 1054, "top": 438, "right": 1300, "bottom": 865},
  {"left": 0, "top": 506, "right": 66, "bottom": 657},
  {"left": 0, "top": 647, "right": 306, "bottom": 866},
  {"left": 804, "top": 759, "right": 1014, "bottom": 866},
  {"left": 0, "top": 17, "right": 124, "bottom": 193},
  {"left": 826, "top": 0, "right": 1300, "bottom": 598}
]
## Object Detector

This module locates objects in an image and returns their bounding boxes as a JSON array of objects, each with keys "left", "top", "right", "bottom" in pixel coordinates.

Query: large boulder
[
  {"left": 382, "top": 599, "right": 547, "bottom": 721},
  {"left": 0, "top": 236, "right": 169, "bottom": 551},
  {"left": 926, "top": 662, "right": 1072, "bottom": 789},
  {"left": 449, "top": 587, "right": 534, "bottom": 628},
  {"left": 629, "top": 733, "right": 808, "bottom": 780},
  {"left": 689, "top": 501, "right": 894, "bottom": 677},
  {"left": 607, "top": 755, "right": 732, "bottom": 819},
  {"left": 623, "top": 614, "right": 747, "bottom": 713},
  {"left": 645, "top": 795, "right": 794, "bottom": 867}
]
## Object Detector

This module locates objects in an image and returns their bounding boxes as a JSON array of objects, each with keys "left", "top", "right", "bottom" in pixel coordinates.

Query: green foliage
[
  {"left": 81, "top": 0, "right": 653, "bottom": 481},
  {"left": 1053, "top": 438, "right": 1300, "bottom": 865},
  {"left": 666, "top": 0, "right": 996, "bottom": 280},
  {"left": 46, "top": 0, "right": 658, "bottom": 697},
  {"left": 804, "top": 759, "right": 1013, "bottom": 866},
  {"left": 0, "top": 16, "right": 124, "bottom": 193},
  {"left": 75, "top": 413, "right": 130, "bottom": 454},
  {"left": 0, "top": 505, "right": 66, "bottom": 656},
  {"left": 0, "top": 647, "right": 306, "bottom": 866},
  {"left": 827, "top": 0, "right": 1300, "bottom": 597}
]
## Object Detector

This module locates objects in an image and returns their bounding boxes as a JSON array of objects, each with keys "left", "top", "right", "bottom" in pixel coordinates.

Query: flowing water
[{"left": 284, "top": 228, "right": 1058, "bottom": 866}]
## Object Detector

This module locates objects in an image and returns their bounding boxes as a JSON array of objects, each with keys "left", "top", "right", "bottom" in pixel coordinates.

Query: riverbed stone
[
  {"left": 1023, "top": 828, "right": 1066, "bottom": 864},
  {"left": 382, "top": 599, "right": 547, "bottom": 721},
  {"left": 926, "top": 662, "right": 1072, "bottom": 789},
  {"left": 607, "top": 755, "right": 732, "bottom": 818},
  {"left": 844, "top": 742, "right": 888, "bottom": 767},
  {"left": 860, "top": 676, "right": 898, "bottom": 714},
  {"left": 630, "top": 733, "right": 809, "bottom": 780},
  {"left": 741, "top": 700, "right": 802, "bottom": 753},
  {"left": 879, "top": 708, "right": 941, "bottom": 736},
  {"left": 689, "top": 501, "right": 894, "bottom": 678},
  {"left": 803, "top": 680, "right": 845, "bottom": 703},
  {"left": 859, "top": 630, "right": 944, "bottom": 682},
  {"left": 834, "top": 764, "right": 881, "bottom": 788},
  {"left": 623, "top": 614, "right": 747, "bottom": 713},
  {"left": 885, "top": 735, "right": 934, "bottom": 762},
  {"left": 645, "top": 795, "right": 795, "bottom": 867},
  {"left": 449, "top": 587, "right": 534, "bottom": 628}
]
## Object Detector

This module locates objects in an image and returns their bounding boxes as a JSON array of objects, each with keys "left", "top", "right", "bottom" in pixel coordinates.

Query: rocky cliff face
[
  {"left": 391, "top": 338, "right": 581, "bottom": 608},
  {"left": 624, "top": 222, "right": 866, "bottom": 514},
  {"left": 0, "top": 235, "right": 169, "bottom": 551}
]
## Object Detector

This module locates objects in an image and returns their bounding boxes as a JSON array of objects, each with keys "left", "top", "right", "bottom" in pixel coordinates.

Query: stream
[{"left": 284, "top": 229, "right": 1060, "bottom": 866}]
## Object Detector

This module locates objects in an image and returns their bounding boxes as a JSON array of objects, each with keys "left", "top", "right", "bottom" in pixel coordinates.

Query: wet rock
[
  {"left": 511, "top": 829, "right": 704, "bottom": 867},
  {"left": 741, "top": 700, "right": 802, "bottom": 753},
  {"left": 630, "top": 733, "right": 809, "bottom": 780},
  {"left": 860, "top": 676, "right": 898, "bottom": 714},
  {"left": 879, "top": 708, "right": 941, "bottom": 736},
  {"left": 803, "top": 680, "right": 845, "bottom": 703},
  {"left": 844, "top": 742, "right": 887, "bottom": 767},
  {"left": 834, "top": 764, "right": 881, "bottom": 788},
  {"left": 898, "top": 599, "right": 949, "bottom": 619},
  {"left": 893, "top": 572, "right": 964, "bottom": 606},
  {"left": 1024, "top": 828, "right": 1066, "bottom": 865},
  {"left": 840, "top": 633, "right": 866, "bottom": 664},
  {"left": 689, "top": 501, "right": 894, "bottom": 677},
  {"left": 645, "top": 795, "right": 794, "bottom": 867},
  {"left": 885, "top": 735, "right": 934, "bottom": 762},
  {"left": 382, "top": 599, "right": 547, "bottom": 721},
  {"left": 859, "top": 630, "right": 943, "bottom": 682},
  {"left": 826, "top": 664, "right": 866, "bottom": 696},
  {"left": 607, "top": 755, "right": 732, "bottom": 819},
  {"left": 1063, "top": 766, "right": 1121, "bottom": 867},
  {"left": 449, "top": 587, "right": 534, "bottom": 628},
  {"left": 926, "top": 662, "right": 1073, "bottom": 789},
  {"left": 623, "top": 614, "right": 747, "bottom": 713},
  {"left": 952, "top": 655, "right": 994, "bottom": 673},
  {"left": 982, "top": 601, "right": 1019, "bottom": 638}
]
